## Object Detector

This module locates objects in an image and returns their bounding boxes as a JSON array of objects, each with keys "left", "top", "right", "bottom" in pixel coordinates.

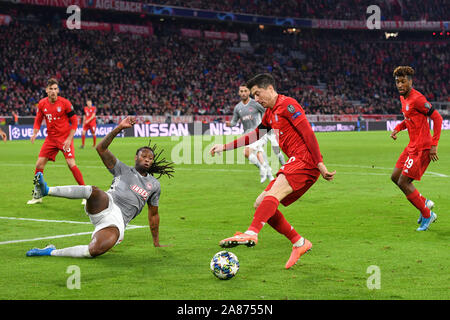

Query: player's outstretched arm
[
  {"left": 210, "top": 126, "right": 265, "bottom": 157},
  {"left": 210, "top": 144, "right": 225, "bottom": 157},
  {"left": 96, "top": 116, "right": 136, "bottom": 169}
]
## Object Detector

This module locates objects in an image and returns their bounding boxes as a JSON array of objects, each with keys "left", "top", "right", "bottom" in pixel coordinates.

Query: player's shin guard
[
  {"left": 406, "top": 189, "right": 431, "bottom": 218},
  {"left": 248, "top": 195, "right": 279, "bottom": 234},
  {"left": 267, "top": 209, "right": 302, "bottom": 244},
  {"left": 70, "top": 165, "right": 85, "bottom": 185},
  {"left": 48, "top": 185, "right": 92, "bottom": 199}
]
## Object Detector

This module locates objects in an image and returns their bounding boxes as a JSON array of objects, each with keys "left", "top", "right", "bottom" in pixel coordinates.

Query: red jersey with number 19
[
  {"left": 33, "top": 97, "right": 78, "bottom": 140},
  {"left": 397, "top": 88, "right": 436, "bottom": 152}
]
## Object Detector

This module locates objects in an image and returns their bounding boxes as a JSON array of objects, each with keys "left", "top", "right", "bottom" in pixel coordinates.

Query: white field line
[
  {"left": 0, "top": 216, "right": 145, "bottom": 245},
  {"left": 1, "top": 162, "right": 447, "bottom": 177}
]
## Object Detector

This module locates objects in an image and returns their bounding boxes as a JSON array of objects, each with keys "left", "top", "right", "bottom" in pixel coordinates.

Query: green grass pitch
[{"left": 0, "top": 131, "right": 449, "bottom": 300}]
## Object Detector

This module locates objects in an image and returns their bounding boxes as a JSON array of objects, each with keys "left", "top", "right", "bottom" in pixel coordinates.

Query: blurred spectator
[
  {"left": 143, "top": 0, "right": 449, "bottom": 21},
  {"left": 0, "top": 20, "right": 448, "bottom": 118}
]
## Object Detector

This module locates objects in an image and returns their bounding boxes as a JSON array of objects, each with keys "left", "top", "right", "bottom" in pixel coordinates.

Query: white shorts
[
  {"left": 247, "top": 130, "right": 279, "bottom": 153},
  {"left": 85, "top": 192, "right": 125, "bottom": 245}
]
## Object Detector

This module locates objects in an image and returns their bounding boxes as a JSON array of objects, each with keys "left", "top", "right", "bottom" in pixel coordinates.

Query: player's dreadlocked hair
[
  {"left": 136, "top": 141, "right": 175, "bottom": 179},
  {"left": 393, "top": 66, "right": 415, "bottom": 79}
]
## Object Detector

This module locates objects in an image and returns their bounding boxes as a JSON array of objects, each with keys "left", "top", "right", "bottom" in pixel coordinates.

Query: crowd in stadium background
[
  {"left": 131, "top": 0, "right": 449, "bottom": 21},
  {"left": 0, "top": 0, "right": 449, "bottom": 123}
]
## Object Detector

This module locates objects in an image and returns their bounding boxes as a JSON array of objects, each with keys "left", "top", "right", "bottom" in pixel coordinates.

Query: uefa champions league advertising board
[
  {"left": 6, "top": 124, "right": 121, "bottom": 141},
  {"left": 3, "top": 120, "right": 449, "bottom": 140}
]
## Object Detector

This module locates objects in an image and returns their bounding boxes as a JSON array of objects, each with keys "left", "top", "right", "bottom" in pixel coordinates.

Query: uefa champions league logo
[{"left": 11, "top": 127, "right": 21, "bottom": 140}]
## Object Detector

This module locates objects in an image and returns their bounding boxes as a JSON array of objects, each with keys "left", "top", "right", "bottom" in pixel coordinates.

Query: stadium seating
[
  {"left": 0, "top": 9, "right": 449, "bottom": 119},
  {"left": 141, "top": 0, "right": 449, "bottom": 21}
]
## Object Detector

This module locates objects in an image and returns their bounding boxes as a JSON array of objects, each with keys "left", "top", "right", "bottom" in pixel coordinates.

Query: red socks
[
  {"left": 70, "top": 165, "right": 85, "bottom": 185},
  {"left": 34, "top": 168, "right": 43, "bottom": 175},
  {"left": 406, "top": 189, "right": 431, "bottom": 218},
  {"left": 248, "top": 196, "right": 279, "bottom": 233},
  {"left": 82, "top": 132, "right": 96, "bottom": 147},
  {"left": 267, "top": 209, "right": 302, "bottom": 244},
  {"left": 248, "top": 196, "right": 302, "bottom": 244}
]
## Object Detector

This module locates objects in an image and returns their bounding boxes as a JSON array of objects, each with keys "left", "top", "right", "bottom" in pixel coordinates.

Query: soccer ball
[{"left": 210, "top": 251, "right": 239, "bottom": 280}]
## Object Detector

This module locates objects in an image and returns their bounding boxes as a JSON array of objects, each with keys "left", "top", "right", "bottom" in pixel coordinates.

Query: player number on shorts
[
  {"left": 280, "top": 156, "right": 295, "bottom": 170},
  {"left": 405, "top": 156, "right": 414, "bottom": 169}
]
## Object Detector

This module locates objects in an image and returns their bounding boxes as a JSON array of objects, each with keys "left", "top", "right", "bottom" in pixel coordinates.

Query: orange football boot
[
  {"left": 219, "top": 231, "right": 258, "bottom": 248},
  {"left": 285, "top": 238, "right": 312, "bottom": 269}
]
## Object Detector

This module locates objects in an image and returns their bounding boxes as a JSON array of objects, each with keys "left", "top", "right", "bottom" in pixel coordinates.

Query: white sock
[
  {"left": 48, "top": 185, "right": 92, "bottom": 199},
  {"left": 277, "top": 153, "right": 286, "bottom": 165},
  {"left": 293, "top": 237, "right": 305, "bottom": 247},
  {"left": 51, "top": 245, "right": 92, "bottom": 258},
  {"left": 248, "top": 153, "right": 261, "bottom": 169},
  {"left": 245, "top": 230, "right": 258, "bottom": 236}
]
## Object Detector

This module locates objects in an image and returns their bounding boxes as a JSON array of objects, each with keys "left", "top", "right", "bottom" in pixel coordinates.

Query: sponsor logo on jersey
[
  {"left": 291, "top": 111, "right": 302, "bottom": 120},
  {"left": 405, "top": 104, "right": 409, "bottom": 111},
  {"left": 130, "top": 185, "right": 149, "bottom": 200}
]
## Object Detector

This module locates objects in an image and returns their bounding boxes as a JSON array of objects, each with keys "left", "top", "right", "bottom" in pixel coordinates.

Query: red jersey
[
  {"left": 395, "top": 88, "right": 436, "bottom": 152},
  {"left": 84, "top": 106, "right": 97, "bottom": 125},
  {"left": 33, "top": 97, "right": 78, "bottom": 140},
  {"left": 261, "top": 94, "right": 322, "bottom": 169}
]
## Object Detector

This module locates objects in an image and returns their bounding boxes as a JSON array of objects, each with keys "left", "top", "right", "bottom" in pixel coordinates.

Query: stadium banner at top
[
  {"left": 13, "top": 1, "right": 448, "bottom": 30},
  {"left": 61, "top": 20, "right": 153, "bottom": 35},
  {"left": 16, "top": 0, "right": 143, "bottom": 13},
  {"left": 311, "top": 19, "right": 447, "bottom": 30},
  {"left": 15, "top": 0, "right": 312, "bottom": 27}
]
